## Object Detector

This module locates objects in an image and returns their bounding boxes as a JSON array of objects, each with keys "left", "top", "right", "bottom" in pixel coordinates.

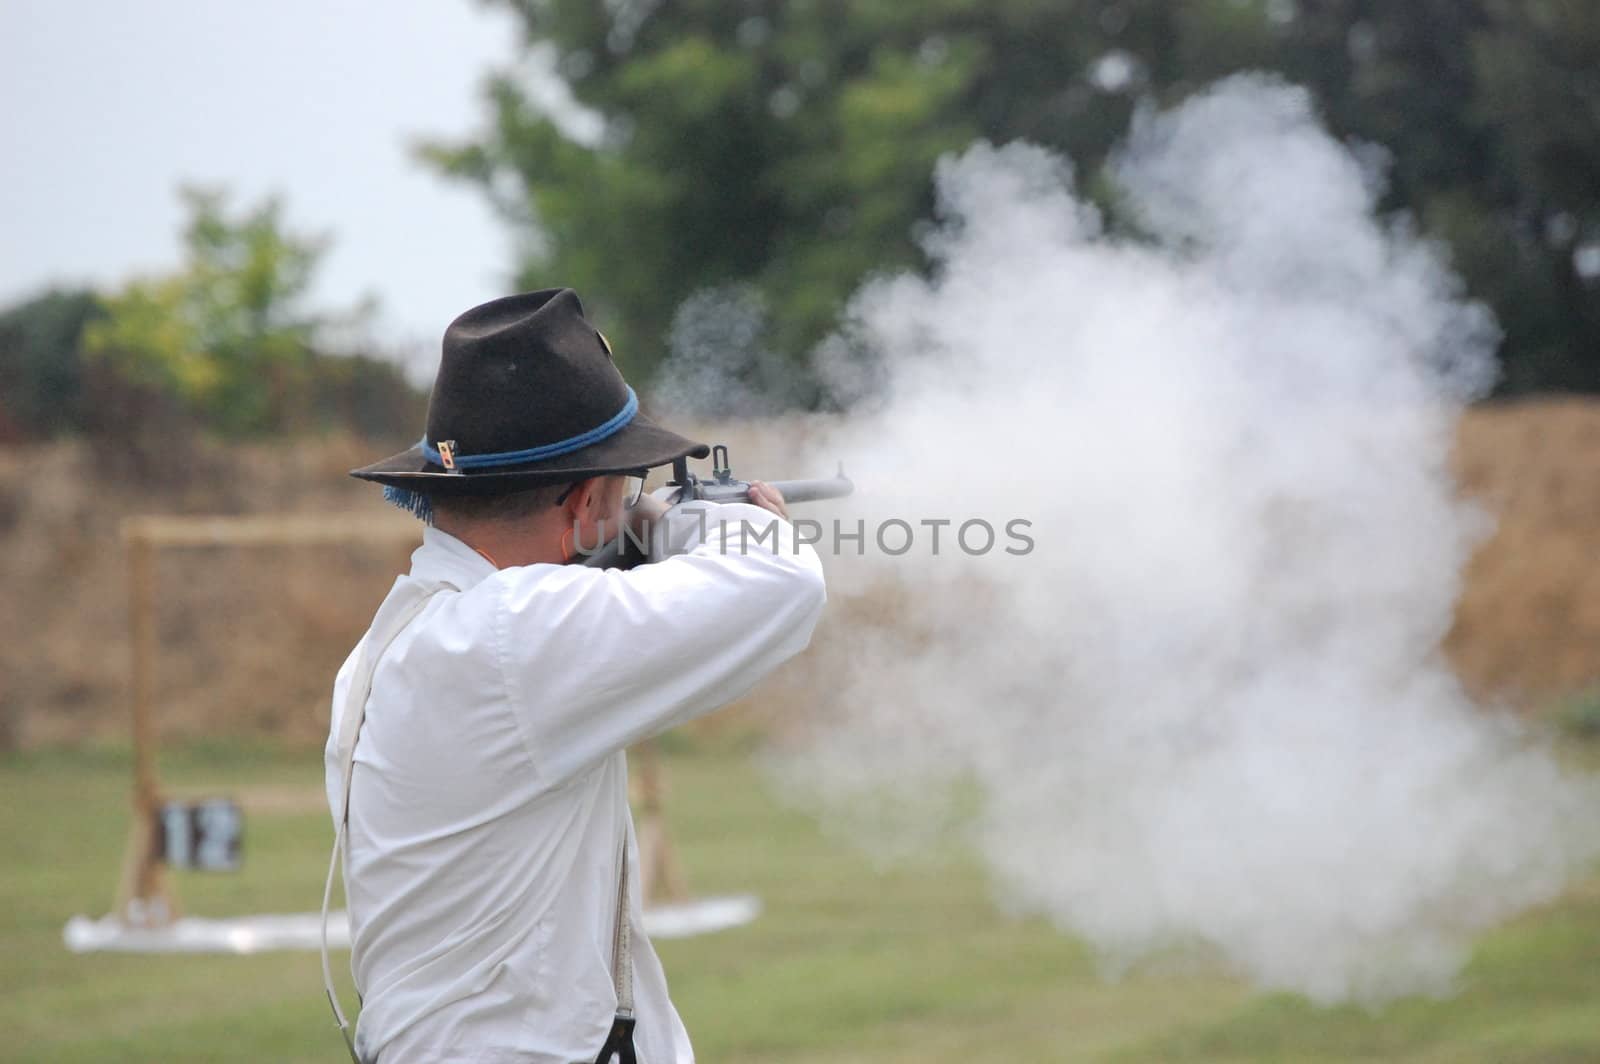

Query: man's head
[
  {"left": 427, "top": 482, "right": 569, "bottom": 529},
  {"left": 427, "top": 473, "right": 642, "bottom": 567},
  {"left": 350, "top": 288, "right": 708, "bottom": 534}
]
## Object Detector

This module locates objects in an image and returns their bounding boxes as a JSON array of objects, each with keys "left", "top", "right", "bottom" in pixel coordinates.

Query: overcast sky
[{"left": 0, "top": 1, "right": 528, "bottom": 380}]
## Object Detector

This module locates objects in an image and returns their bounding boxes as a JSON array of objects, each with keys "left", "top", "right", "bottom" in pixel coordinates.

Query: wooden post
[
  {"left": 113, "top": 526, "right": 176, "bottom": 927},
  {"left": 633, "top": 740, "right": 688, "bottom": 905},
  {"left": 104, "top": 514, "right": 419, "bottom": 926},
  {"left": 102, "top": 514, "right": 426, "bottom": 926}
]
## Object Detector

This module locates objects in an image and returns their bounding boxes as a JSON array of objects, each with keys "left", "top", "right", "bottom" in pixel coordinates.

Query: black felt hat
[{"left": 351, "top": 288, "right": 708, "bottom": 517}]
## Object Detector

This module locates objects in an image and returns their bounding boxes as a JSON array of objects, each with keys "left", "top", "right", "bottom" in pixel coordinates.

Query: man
[{"left": 324, "top": 288, "right": 826, "bottom": 1063}]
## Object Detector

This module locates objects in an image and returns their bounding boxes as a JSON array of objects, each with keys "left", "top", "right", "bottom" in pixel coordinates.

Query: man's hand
[
  {"left": 630, "top": 481, "right": 786, "bottom": 548},
  {"left": 747, "top": 480, "right": 789, "bottom": 521}
]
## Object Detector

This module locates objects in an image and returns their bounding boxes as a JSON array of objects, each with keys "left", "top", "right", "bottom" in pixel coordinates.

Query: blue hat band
[{"left": 420, "top": 387, "right": 638, "bottom": 470}]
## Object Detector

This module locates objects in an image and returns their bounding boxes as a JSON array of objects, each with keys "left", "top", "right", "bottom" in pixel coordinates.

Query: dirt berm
[{"left": 0, "top": 399, "right": 1593, "bottom": 750}]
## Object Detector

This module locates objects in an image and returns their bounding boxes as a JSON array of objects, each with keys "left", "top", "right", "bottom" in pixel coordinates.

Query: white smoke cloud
[
  {"left": 653, "top": 284, "right": 801, "bottom": 418},
  {"left": 774, "top": 75, "right": 1600, "bottom": 1004}
]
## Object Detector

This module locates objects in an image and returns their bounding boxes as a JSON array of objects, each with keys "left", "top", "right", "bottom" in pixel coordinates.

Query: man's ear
[{"left": 560, "top": 477, "right": 603, "bottom": 523}]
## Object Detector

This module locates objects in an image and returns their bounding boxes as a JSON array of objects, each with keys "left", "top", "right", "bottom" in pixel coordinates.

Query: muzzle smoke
[{"left": 762, "top": 76, "right": 1599, "bottom": 1004}]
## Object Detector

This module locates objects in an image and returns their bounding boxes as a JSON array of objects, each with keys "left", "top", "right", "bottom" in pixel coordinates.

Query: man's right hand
[{"left": 746, "top": 480, "right": 789, "bottom": 521}]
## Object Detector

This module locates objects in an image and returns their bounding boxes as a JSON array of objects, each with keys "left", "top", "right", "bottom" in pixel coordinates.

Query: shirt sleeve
[{"left": 494, "top": 502, "right": 827, "bottom": 788}]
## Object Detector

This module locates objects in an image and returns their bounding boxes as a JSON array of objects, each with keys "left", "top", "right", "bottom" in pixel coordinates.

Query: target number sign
[{"left": 157, "top": 799, "right": 244, "bottom": 872}]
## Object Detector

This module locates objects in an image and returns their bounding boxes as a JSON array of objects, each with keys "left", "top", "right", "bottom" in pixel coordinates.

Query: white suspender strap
[
  {"left": 591, "top": 826, "right": 637, "bottom": 1063},
  {"left": 321, "top": 579, "right": 455, "bottom": 1064},
  {"left": 612, "top": 832, "right": 635, "bottom": 1019}
]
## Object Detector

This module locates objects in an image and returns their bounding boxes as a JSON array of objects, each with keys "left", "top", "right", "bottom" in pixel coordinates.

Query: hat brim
[{"left": 350, "top": 412, "right": 711, "bottom": 496}]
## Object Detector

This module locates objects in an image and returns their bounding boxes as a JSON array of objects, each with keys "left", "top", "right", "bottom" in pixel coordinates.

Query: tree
[
  {"left": 0, "top": 287, "right": 103, "bottom": 440},
  {"left": 84, "top": 187, "right": 369, "bottom": 434},
  {"left": 1278, "top": 0, "right": 1600, "bottom": 393},
  {"left": 431, "top": 1, "right": 1600, "bottom": 398},
  {"left": 1467, "top": 0, "right": 1600, "bottom": 391},
  {"left": 421, "top": 0, "right": 1277, "bottom": 396}
]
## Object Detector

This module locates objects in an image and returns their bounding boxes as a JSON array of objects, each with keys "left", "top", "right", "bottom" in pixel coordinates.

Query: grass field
[{"left": 3, "top": 737, "right": 1599, "bottom": 1063}]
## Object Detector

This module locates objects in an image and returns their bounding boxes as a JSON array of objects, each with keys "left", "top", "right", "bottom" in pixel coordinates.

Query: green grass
[
  {"left": 1555, "top": 686, "right": 1600, "bottom": 740},
  {"left": 2, "top": 739, "right": 1598, "bottom": 1062}
]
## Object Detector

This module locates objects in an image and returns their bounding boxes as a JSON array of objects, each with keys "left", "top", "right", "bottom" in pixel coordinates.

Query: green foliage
[
  {"left": 0, "top": 189, "right": 426, "bottom": 451},
  {"left": 1467, "top": 0, "right": 1600, "bottom": 392},
  {"left": 83, "top": 187, "right": 369, "bottom": 436},
  {"left": 0, "top": 287, "right": 103, "bottom": 439},
  {"left": 302, "top": 350, "right": 428, "bottom": 441},
  {"left": 1284, "top": 0, "right": 1600, "bottom": 395},
  {"left": 1555, "top": 686, "right": 1600, "bottom": 740},
  {"left": 429, "top": 0, "right": 1600, "bottom": 399},
  {"left": 421, "top": 0, "right": 1274, "bottom": 392}
]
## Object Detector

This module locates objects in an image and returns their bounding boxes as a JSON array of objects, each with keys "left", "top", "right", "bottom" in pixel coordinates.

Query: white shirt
[{"left": 325, "top": 503, "right": 826, "bottom": 1063}]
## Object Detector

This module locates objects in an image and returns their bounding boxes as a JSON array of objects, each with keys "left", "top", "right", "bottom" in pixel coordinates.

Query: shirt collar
[{"left": 409, "top": 525, "right": 499, "bottom": 590}]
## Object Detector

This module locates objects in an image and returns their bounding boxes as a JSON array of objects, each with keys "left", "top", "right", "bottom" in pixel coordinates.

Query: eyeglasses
[
  {"left": 555, "top": 471, "right": 649, "bottom": 508},
  {"left": 621, "top": 472, "right": 646, "bottom": 508}
]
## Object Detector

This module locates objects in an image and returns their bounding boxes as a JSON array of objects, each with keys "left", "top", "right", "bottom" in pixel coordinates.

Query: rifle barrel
[{"left": 766, "top": 472, "right": 854, "bottom": 503}]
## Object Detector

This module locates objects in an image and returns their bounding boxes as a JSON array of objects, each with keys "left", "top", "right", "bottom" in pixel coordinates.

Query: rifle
[{"left": 582, "top": 444, "right": 853, "bottom": 569}]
